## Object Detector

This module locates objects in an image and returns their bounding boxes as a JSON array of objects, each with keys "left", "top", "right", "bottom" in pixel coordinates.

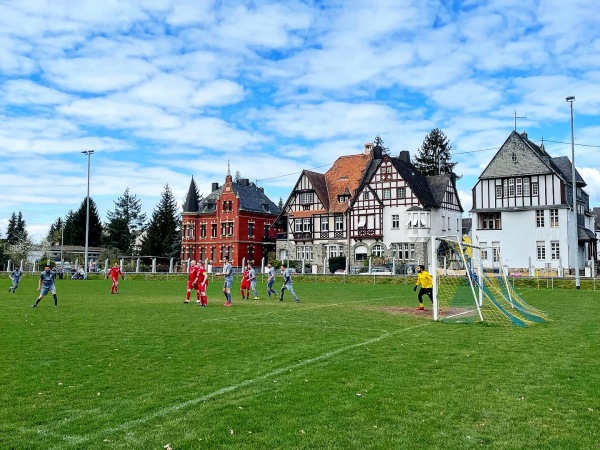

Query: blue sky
[{"left": 1, "top": 0, "right": 599, "bottom": 241}]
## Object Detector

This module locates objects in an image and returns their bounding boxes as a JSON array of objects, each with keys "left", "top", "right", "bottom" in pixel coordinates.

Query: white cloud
[{"left": 0, "top": 79, "right": 72, "bottom": 105}]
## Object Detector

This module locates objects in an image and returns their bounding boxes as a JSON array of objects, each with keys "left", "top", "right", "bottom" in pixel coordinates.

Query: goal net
[{"left": 432, "top": 236, "right": 549, "bottom": 326}]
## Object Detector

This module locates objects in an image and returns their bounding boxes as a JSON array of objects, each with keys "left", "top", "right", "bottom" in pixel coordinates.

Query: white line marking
[{"left": 54, "top": 321, "right": 430, "bottom": 448}]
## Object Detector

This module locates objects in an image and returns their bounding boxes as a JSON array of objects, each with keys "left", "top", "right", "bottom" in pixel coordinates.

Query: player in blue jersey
[
  {"left": 266, "top": 263, "right": 277, "bottom": 298},
  {"left": 216, "top": 257, "right": 234, "bottom": 307},
  {"left": 279, "top": 263, "right": 299, "bottom": 303},
  {"left": 32, "top": 265, "right": 58, "bottom": 308},
  {"left": 247, "top": 262, "right": 259, "bottom": 299},
  {"left": 9, "top": 265, "right": 22, "bottom": 293}
]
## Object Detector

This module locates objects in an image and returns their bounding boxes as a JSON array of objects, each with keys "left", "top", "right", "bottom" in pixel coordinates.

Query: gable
[{"left": 480, "top": 131, "right": 554, "bottom": 179}]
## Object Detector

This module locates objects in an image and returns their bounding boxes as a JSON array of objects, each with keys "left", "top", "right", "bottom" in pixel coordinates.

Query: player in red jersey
[
  {"left": 107, "top": 263, "right": 124, "bottom": 294},
  {"left": 196, "top": 261, "right": 209, "bottom": 307},
  {"left": 184, "top": 260, "right": 198, "bottom": 304},
  {"left": 240, "top": 264, "right": 250, "bottom": 299}
]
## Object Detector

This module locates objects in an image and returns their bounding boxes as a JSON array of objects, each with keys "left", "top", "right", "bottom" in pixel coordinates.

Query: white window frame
[
  {"left": 382, "top": 188, "right": 391, "bottom": 199},
  {"left": 372, "top": 244, "right": 385, "bottom": 257},
  {"left": 392, "top": 214, "right": 400, "bottom": 229}
]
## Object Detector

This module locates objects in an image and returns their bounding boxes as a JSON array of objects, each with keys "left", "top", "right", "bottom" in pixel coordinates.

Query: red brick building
[{"left": 180, "top": 171, "right": 280, "bottom": 270}]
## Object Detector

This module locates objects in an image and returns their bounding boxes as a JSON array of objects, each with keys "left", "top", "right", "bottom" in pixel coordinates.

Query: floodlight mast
[
  {"left": 82, "top": 150, "right": 94, "bottom": 280},
  {"left": 566, "top": 96, "right": 579, "bottom": 289}
]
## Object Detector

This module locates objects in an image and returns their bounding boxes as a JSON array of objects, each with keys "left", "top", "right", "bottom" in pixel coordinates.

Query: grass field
[{"left": 1, "top": 276, "right": 598, "bottom": 449}]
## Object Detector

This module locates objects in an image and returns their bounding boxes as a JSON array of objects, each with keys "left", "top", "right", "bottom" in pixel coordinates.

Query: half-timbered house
[
  {"left": 471, "top": 130, "right": 596, "bottom": 272},
  {"left": 349, "top": 151, "right": 463, "bottom": 267}
]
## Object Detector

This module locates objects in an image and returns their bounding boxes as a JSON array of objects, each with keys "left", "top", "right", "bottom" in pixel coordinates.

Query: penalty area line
[{"left": 55, "top": 321, "right": 431, "bottom": 448}]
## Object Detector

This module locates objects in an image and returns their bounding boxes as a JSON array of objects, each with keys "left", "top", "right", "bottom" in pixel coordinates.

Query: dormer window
[
  {"left": 338, "top": 194, "right": 350, "bottom": 203},
  {"left": 300, "top": 192, "right": 314, "bottom": 205}
]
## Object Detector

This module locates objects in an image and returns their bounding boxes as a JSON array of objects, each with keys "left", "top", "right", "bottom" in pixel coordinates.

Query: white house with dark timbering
[
  {"left": 471, "top": 130, "right": 597, "bottom": 273},
  {"left": 349, "top": 151, "right": 463, "bottom": 267}
]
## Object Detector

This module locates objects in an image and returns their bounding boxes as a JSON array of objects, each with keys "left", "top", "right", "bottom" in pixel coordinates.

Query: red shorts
[
  {"left": 187, "top": 280, "right": 196, "bottom": 290},
  {"left": 241, "top": 280, "right": 250, "bottom": 290}
]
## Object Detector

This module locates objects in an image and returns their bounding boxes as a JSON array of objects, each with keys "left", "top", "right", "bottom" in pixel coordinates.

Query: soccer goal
[{"left": 431, "top": 236, "right": 549, "bottom": 326}]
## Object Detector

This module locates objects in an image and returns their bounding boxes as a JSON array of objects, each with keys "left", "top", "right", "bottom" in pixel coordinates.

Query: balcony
[{"left": 351, "top": 228, "right": 382, "bottom": 239}]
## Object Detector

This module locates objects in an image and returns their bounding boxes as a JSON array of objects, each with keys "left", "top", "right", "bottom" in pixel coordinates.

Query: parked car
[{"left": 360, "top": 267, "right": 393, "bottom": 275}]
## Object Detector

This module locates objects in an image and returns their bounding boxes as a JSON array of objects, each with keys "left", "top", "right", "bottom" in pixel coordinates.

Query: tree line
[{"left": 0, "top": 184, "right": 183, "bottom": 268}]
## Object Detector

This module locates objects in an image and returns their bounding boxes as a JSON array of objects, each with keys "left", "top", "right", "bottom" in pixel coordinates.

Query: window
[
  {"left": 382, "top": 188, "right": 391, "bottom": 199},
  {"left": 550, "top": 209, "right": 559, "bottom": 227},
  {"left": 551, "top": 241, "right": 560, "bottom": 260},
  {"left": 480, "top": 242, "right": 488, "bottom": 260},
  {"left": 479, "top": 213, "right": 501, "bottom": 230},
  {"left": 354, "top": 246, "right": 368, "bottom": 261},
  {"left": 248, "top": 246, "right": 254, "bottom": 262},
  {"left": 492, "top": 245, "right": 500, "bottom": 263},
  {"left": 227, "top": 222, "right": 233, "bottom": 235},
  {"left": 392, "top": 243, "right": 415, "bottom": 261},
  {"left": 200, "top": 247, "right": 206, "bottom": 261},
  {"left": 210, "top": 247, "right": 215, "bottom": 261},
  {"left": 327, "top": 245, "right": 343, "bottom": 258},
  {"left": 397, "top": 187, "right": 405, "bottom": 198},
  {"left": 496, "top": 185, "right": 502, "bottom": 199},
  {"left": 503, "top": 179, "right": 508, "bottom": 197},
  {"left": 338, "top": 194, "right": 349, "bottom": 203},
  {"left": 211, "top": 224, "right": 217, "bottom": 237},
  {"left": 248, "top": 222, "right": 254, "bottom": 237},
  {"left": 200, "top": 224, "right": 207, "bottom": 238},
  {"left": 509, "top": 178, "right": 515, "bottom": 196},
  {"left": 516, "top": 178, "right": 522, "bottom": 196},
  {"left": 537, "top": 242, "right": 546, "bottom": 260},
  {"left": 536, "top": 210, "right": 544, "bottom": 228},
  {"left": 511, "top": 153, "right": 517, "bottom": 163},
  {"left": 392, "top": 214, "right": 400, "bottom": 229},
  {"left": 523, "top": 178, "right": 530, "bottom": 196},
  {"left": 372, "top": 244, "right": 385, "bottom": 257},
  {"left": 335, "top": 215, "right": 344, "bottom": 231},
  {"left": 221, "top": 223, "right": 226, "bottom": 236},
  {"left": 363, "top": 192, "right": 370, "bottom": 200},
  {"left": 532, "top": 183, "right": 538, "bottom": 196},
  {"left": 321, "top": 218, "right": 329, "bottom": 232},
  {"left": 300, "top": 192, "right": 314, "bottom": 204},
  {"left": 188, "top": 224, "right": 194, "bottom": 238},
  {"left": 296, "top": 245, "right": 313, "bottom": 261},
  {"left": 279, "top": 248, "right": 288, "bottom": 260},
  {"left": 406, "top": 212, "right": 430, "bottom": 229},
  {"left": 302, "top": 218, "right": 311, "bottom": 232},
  {"left": 294, "top": 219, "right": 302, "bottom": 233}
]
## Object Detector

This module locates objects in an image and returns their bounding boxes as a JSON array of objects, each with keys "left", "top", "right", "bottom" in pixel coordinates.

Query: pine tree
[
  {"left": 373, "top": 135, "right": 390, "bottom": 156},
  {"left": 104, "top": 188, "right": 147, "bottom": 255},
  {"left": 6, "top": 212, "right": 17, "bottom": 245},
  {"left": 16, "top": 212, "right": 27, "bottom": 239},
  {"left": 234, "top": 170, "right": 242, "bottom": 183},
  {"left": 62, "top": 198, "right": 103, "bottom": 246},
  {"left": 278, "top": 197, "right": 284, "bottom": 210},
  {"left": 413, "top": 128, "right": 456, "bottom": 176},
  {"left": 46, "top": 217, "right": 64, "bottom": 245},
  {"left": 140, "top": 185, "right": 181, "bottom": 258}
]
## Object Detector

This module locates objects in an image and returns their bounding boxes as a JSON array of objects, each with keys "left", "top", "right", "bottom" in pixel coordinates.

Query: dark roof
[
  {"left": 389, "top": 157, "right": 437, "bottom": 207},
  {"left": 196, "top": 180, "right": 280, "bottom": 216},
  {"left": 550, "top": 156, "right": 586, "bottom": 186},
  {"left": 578, "top": 226, "right": 597, "bottom": 241},
  {"left": 182, "top": 178, "right": 200, "bottom": 212},
  {"left": 304, "top": 170, "right": 329, "bottom": 210}
]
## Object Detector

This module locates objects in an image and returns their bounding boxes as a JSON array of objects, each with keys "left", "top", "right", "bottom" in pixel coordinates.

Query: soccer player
[
  {"left": 32, "top": 265, "right": 58, "bottom": 308},
  {"left": 8, "top": 265, "right": 22, "bottom": 294},
  {"left": 196, "top": 261, "right": 209, "bottom": 307},
  {"left": 266, "top": 263, "right": 277, "bottom": 298},
  {"left": 184, "top": 260, "right": 198, "bottom": 304},
  {"left": 279, "top": 263, "right": 299, "bottom": 303},
  {"left": 216, "top": 257, "right": 233, "bottom": 307},
  {"left": 240, "top": 264, "right": 250, "bottom": 299},
  {"left": 414, "top": 264, "right": 433, "bottom": 310},
  {"left": 248, "top": 262, "right": 259, "bottom": 300},
  {"left": 107, "top": 263, "right": 124, "bottom": 294}
]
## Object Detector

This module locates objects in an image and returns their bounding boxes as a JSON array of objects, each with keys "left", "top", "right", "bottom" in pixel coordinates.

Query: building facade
[
  {"left": 275, "top": 143, "right": 463, "bottom": 273},
  {"left": 180, "top": 172, "right": 280, "bottom": 270},
  {"left": 471, "top": 131, "right": 597, "bottom": 272}
]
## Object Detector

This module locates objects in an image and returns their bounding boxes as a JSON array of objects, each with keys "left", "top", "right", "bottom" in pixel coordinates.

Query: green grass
[{"left": 1, "top": 277, "right": 598, "bottom": 449}]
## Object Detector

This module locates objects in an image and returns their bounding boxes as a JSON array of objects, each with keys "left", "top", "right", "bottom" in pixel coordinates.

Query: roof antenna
[
  {"left": 514, "top": 111, "right": 526, "bottom": 131},
  {"left": 227, "top": 160, "right": 231, "bottom": 176}
]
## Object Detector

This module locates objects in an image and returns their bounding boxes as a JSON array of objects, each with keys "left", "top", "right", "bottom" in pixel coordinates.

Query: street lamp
[
  {"left": 566, "top": 96, "right": 580, "bottom": 289},
  {"left": 60, "top": 226, "right": 64, "bottom": 275},
  {"left": 82, "top": 150, "right": 94, "bottom": 280}
]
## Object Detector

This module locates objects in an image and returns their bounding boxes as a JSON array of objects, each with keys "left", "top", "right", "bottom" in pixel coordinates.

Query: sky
[{"left": 1, "top": 0, "right": 599, "bottom": 242}]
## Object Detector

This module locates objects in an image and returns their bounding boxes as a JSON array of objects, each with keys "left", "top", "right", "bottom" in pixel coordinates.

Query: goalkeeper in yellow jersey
[{"left": 414, "top": 264, "right": 433, "bottom": 310}]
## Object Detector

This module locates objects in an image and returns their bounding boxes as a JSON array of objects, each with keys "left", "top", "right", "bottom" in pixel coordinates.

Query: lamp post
[
  {"left": 566, "top": 96, "right": 580, "bottom": 289},
  {"left": 82, "top": 150, "right": 94, "bottom": 280},
  {"left": 60, "top": 226, "right": 64, "bottom": 274}
]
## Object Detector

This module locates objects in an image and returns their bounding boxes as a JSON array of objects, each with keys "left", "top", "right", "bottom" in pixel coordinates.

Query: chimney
[
  {"left": 364, "top": 142, "right": 374, "bottom": 154},
  {"left": 240, "top": 178, "right": 250, "bottom": 186},
  {"left": 399, "top": 150, "right": 410, "bottom": 163},
  {"left": 211, "top": 182, "right": 219, "bottom": 192},
  {"left": 521, "top": 131, "right": 528, "bottom": 140}
]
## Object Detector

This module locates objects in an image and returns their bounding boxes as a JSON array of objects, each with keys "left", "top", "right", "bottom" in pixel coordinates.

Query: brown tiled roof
[
  {"left": 325, "top": 153, "right": 372, "bottom": 213},
  {"left": 304, "top": 170, "right": 329, "bottom": 210}
]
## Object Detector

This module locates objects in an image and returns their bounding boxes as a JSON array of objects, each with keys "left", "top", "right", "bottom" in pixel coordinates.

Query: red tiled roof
[{"left": 325, "top": 153, "right": 372, "bottom": 213}]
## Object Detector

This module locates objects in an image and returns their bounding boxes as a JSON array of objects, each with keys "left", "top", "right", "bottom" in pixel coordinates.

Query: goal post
[{"left": 431, "top": 236, "right": 549, "bottom": 326}]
